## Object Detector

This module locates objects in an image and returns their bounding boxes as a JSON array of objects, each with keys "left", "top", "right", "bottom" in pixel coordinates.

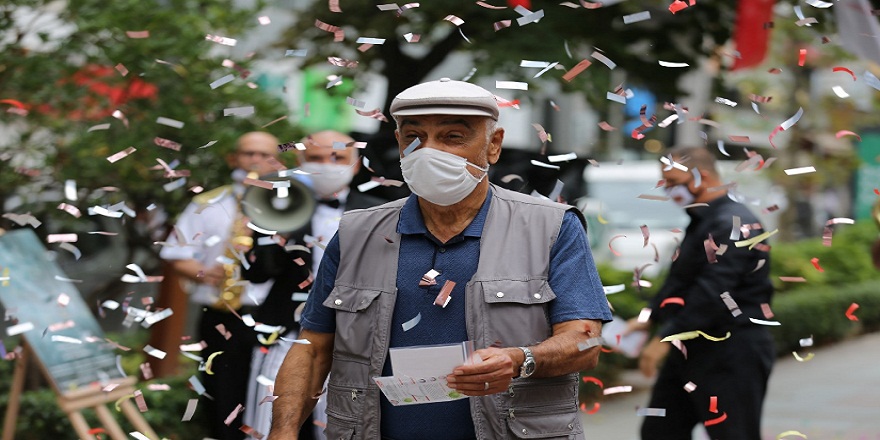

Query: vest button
[
  {"left": 334, "top": 299, "right": 342, "bottom": 306},
  {"left": 568, "top": 423, "right": 574, "bottom": 430},
  {"left": 522, "top": 428, "right": 528, "bottom": 435},
  {"left": 438, "top": 247, "right": 446, "bottom": 253},
  {"left": 533, "top": 293, "right": 541, "bottom": 299},
  {"left": 496, "top": 292, "right": 504, "bottom": 298}
]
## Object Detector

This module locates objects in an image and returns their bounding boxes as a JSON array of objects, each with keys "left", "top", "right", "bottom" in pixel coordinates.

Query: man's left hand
[{"left": 446, "top": 347, "right": 518, "bottom": 396}]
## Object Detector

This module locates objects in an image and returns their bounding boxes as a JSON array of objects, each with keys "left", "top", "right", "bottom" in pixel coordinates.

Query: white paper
[{"left": 374, "top": 341, "right": 475, "bottom": 406}]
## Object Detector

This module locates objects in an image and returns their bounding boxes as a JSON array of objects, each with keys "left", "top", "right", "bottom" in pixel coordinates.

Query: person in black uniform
[
  {"left": 628, "top": 146, "right": 775, "bottom": 440},
  {"left": 242, "top": 130, "right": 384, "bottom": 439}
]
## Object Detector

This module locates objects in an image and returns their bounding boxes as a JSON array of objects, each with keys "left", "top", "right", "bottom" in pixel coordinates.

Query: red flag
[
  {"left": 730, "top": 0, "right": 776, "bottom": 71},
  {"left": 507, "top": 0, "right": 532, "bottom": 8}
]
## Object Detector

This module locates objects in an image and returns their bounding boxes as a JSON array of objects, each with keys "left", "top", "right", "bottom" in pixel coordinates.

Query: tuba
[{"left": 213, "top": 171, "right": 316, "bottom": 311}]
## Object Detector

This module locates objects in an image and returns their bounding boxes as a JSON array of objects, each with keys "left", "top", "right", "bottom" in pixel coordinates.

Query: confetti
[
  {"left": 799, "top": 336, "right": 813, "bottom": 347},
  {"left": 47, "top": 233, "right": 77, "bottom": 243},
  {"left": 404, "top": 32, "right": 420, "bottom": 42},
  {"left": 182, "top": 399, "right": 199, "bottom": 422},
  {"left": 832, "top": 66, "right": 856, "bottom": 81},
  {"left": 156, "top": 117, "right": 184, "bottom": 128},
  {"left": 720, "top": 292, "right": 742, "bottom": 317},
  {"left": 205, "top": 351, "right": 223, "bottom": 375},
  {"left": 770, "top": 107, "right": 804, "bottom": 148},
  {"left": 832, "top": 86, "right": 849, "bottom": 98},
  {"left": 562, "top": 59, "right": 592, "bottom": 82},
  {"left": 434, "top": 280, "right": 455, "bottom": 308},
  {"left": 661, "top": 330, "right": 731, "bottom": 342},
  {"left": 590, "top": 51, "right": 616, "bottom": 69},
  {"left": 792, "top": 351, "right": 814, "bottom": 362},
  {"left": 224, "top": 106, "right": 255, "bottom": 117},
  {"left": 144, "top": 344, "right": 167, "bottom": 359},
  {"left": 704, "top": 412, "right": 728, "bottom": 426},
  {"left": 189, "top": 375, "right": 207, "bottom": 395},
  {"left": 603, "top": 284, "right": 625, "bottom": 295},
  {"left": 606, "top": 92, "right": 626, "bottom": 104},
  {"left": 659, "top": 61, "right": 689, "bottom": 68},
  {"left": 734, "top": 229, "right": 777, "bottom": 250},
  {"left": 126, "top": 30, "right": 150, "bottom": 39},
  {"left": 580, "top": 402, "right": 600, "bottom": 414},
  {"left": 205, "top": 34, "right": 237, "bottom": 46},
  {"left": 660, "top": 297, "right": 685, "bottom": 307},
  {"left": 845, "top": 303, "right": 859, "bottom": 321},
  {"left": 603, "top": 386, "right": 633, "bottom": 395},
  {"left": 477, "top": 1, "right": 507, "bottom": 9},
  {"left": 285, "top": 49, "right": 308, "bottom": 57},
  {"left": 637, "top": 408, "right": 667, "bottom": 417},
  {"left": 779, "top": 276, "right": 807, "bottom": 282},
  {"left": 530, "top": 160, "right": 560, "bottom": 170},
  {"left": 669, "top": 0, "right": 690, "bottom": 14},
  {"left": 623, "top": 11, "right": 651, "bottom": 24},
  {"left": 749, "top": 318, "right": 781, "bottom": 326},
  {"left": 444, "top": 15, "right": 465, "bottom": 26},
  {"left": 107, "top": 146, "right": 137, "bottom": 163},
  {"left": 210, "top": 74, "right": 235, "bottom": 89},
  {"left": 598, "top": 121, "right": 616, "bottom": 131},
  {"left": 224, "top": 404, "right": 245, "bottom": 426},
  {"left": 835, "top": 130, "right": 861, "bottom": 141},
  {"left": 402, "top": 138, "right": 421, "bottom": 156},
  {"left": 402, "top": 313, "right": 421, "bottom": 331},
  {"left": 577, "top": 337, "right": 603, "bottom": 351},
  {"left": 683, "top": 382, "right": 697, "bottom": 392},
  {"left": 154, "top": 137, "right": 182, "bottom": 151},
  {"left": 496, "top": 80, "right": 528, "bottom": 90},
  {"left": 777, "top": 430, "right": 808, "bottom": 439},
  {"left": 582, "top": 376, "right": 604, "bottom": 387}
]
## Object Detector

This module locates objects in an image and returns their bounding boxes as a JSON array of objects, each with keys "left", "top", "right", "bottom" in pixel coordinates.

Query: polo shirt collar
[{"left": 397, "top": 190, "right": 492, "bottom": 238}]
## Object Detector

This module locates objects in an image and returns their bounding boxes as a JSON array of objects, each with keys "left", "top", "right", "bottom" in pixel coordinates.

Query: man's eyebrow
[
  {"left": 399, "top": 118, "right": 421, "bottom": 128},
  {"left": 438, "top": 118, "right": 472, "bottom": 128}
]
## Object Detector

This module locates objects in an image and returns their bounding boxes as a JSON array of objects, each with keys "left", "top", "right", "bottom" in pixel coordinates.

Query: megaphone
[{"left": 241, "top": 172, "right": 316, "bottom": 233}]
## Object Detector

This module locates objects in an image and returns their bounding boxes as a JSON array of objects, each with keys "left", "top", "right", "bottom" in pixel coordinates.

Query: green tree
[{"left": 1, "top": 0, "right": 301, "bottom": 265}]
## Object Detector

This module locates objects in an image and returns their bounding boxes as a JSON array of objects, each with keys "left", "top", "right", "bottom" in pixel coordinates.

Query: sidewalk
[{"left": 581, "top": 332, "right": 880, "bottom": 439}]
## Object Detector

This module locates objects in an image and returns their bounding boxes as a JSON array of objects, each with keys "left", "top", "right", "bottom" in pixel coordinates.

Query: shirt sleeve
[
  {"left": 548, "top": 210, "right": 613, "bottom": 325},
  {"left": 299, "top": 232, "right": 341, "bottom": 333},
  {"left": 158, "top": 202, "right": 200, "bottom": 261}
]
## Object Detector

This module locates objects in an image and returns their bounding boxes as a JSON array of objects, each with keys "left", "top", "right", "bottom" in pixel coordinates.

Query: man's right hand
[{"left": 199, "top": 264, "right": 225, "bottom": 286}]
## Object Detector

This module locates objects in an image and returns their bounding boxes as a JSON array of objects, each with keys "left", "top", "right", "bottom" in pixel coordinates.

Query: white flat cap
[{"left": 390, "top": 78, "right": 499, "bottom": 121}]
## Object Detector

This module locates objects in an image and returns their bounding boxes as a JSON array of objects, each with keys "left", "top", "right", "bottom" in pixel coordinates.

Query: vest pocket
[
  {"left": 324, "top": 412, "right": 357, "bottom": 440},
  {"left": 505, "top": 404, "right": 582, "bottom": 439},
  {"left": 323, "top": 286, "right": 385, "bottom": 364},
  {"left": 477, "top": 279, "right": 556, "bottom": 347}
]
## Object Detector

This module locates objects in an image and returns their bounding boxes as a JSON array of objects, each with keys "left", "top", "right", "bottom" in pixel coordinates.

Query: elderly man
[
  {"left": 160, "top": 131, "right": 281, "bottom": 440},
  {"left": 243, "top": 130, "right": 384, "bottom": 439},
  {"left": 268, "top": 78, "right": 611, "bottom": 440}
]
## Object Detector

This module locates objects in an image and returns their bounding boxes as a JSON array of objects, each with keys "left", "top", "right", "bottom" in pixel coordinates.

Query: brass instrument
[{"left": 213, "top": 172, "right": 316, "bottom": 311}]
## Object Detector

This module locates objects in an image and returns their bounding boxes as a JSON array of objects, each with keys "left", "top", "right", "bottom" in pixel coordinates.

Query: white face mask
[
  {"left": 298, "top": 162, "right": 355, "bottom": 199},
  {"left": 665, "top": 184, "right": 695, "bottom": 207},
  {"left": 400, "top": 148, "right": 489, "bottom": 206}
]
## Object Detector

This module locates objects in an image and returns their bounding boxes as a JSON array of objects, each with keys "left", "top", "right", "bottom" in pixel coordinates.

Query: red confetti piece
[
  {"left": 704, "top": 412, "right": 728, "bottom": 426},
  {"left": 845, "top": 303, "right": 859, "bottom": 321},
  {"left": 433, "top": 280, "right": 455, "bottom": 308},
  {"left": 728, "top": 135, "right": 750, "bottom": 143},
  {"left": 832, "top": 66, "right": 856, "bottom": 81},
  {"left": 798, "top": 49, "right": 807, "bottom": 66},
  {"left": 768, "top": 68, "right": 783, "bottom": 74},
  {"left": 562, "top": 59, "right": 592, "bottom": 82},
  {"left": 598, "top": 121, "right": 616, "bottom": 131},
  {"left": 669, "top": 0, "right": 689, "bottom": 14},
  {"left": 708, "top": 395, "right": 718, "bottom": 413},
  {"left": 582, "top": 376, "right": 604, "bottom": 388},
  {"left": 810, "top": 257, "right": 824, "bottom": 272},
  {"left": 126, "top": 30, "right": 150, "bottom": 39},
  {"left": 580, "top": 402, "right": 601, "bottom": 414},
  {"left": 660, "top": 297, "right": 685, "bottom": 307}
]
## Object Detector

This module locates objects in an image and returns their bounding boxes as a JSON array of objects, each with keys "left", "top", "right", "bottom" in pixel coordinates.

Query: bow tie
[{"left": 317, "top": 198, "right": 341, "bottom": 209}]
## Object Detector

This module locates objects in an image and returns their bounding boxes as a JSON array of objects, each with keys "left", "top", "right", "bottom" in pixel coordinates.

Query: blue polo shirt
[{"left": 300, "top": 190, "right": 611, "bottom": 440}]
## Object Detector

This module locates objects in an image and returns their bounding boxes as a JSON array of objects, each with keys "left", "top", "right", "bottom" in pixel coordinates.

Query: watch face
[{"left": 522, "top": 359, "right": 536, "bottom": 377}]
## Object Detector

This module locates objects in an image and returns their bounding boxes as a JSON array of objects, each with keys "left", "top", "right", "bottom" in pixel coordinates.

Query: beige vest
[{"left": 322, "top": 185, "right": 586, "bottom": 440}]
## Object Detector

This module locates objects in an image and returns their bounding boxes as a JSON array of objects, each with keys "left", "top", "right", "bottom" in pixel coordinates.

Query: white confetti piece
[
  {"left": 156, "top": 117, "right": 184, "bottom": 128},
  {"left": 805, "top": 0, "right": 833, "bottom": 7},
  {"left": 59, "top": 242, "right": 81, "bottom": 260},
  {"left": 224, "top": 404, "right": 245, "bottom": 425},
  {"left": 402, "top": 312, "right": 421, "bottom": 331},
  {"left": 496, "top": 80, "right": 528, "bottom": 90},
  {"left": 577, "top": 337, "right": 603, "bottom": 351},
  {"left": 285, "top": 49, "right": 308, "bottom": 57},
  {"left": 683, "top": 381, "right": 697, "bottom": 392},
  {"left": 210, "top": 74, "right": 235, "bottom": 89},
  {"left": 521, "top": 60, "right": 551, "bottom": 68},
  {"left": 182, "top": 399, "right": 199, "bottom": 422},
  {"left": 163, "top": 178, "right": 187, "bottom": 192},
  {"left": 658, "top": 61, "right": 689, "bottom": 68},
  {"left": 64, "top": 180, "right": 77, "bottom": 201},
  {"left": 256, "top": 375, "right": 275, "bottom": 387},
  {"left": 606, "top": 92, "right": 626, "bottom": 104},
  {"left": 530, "top": 160, "right": 560, "bottom": 170},
  {"left": 7, "top": 322, "right": 35, "bottom": 336},
  {"left": 623, "top": 11, "right": 651, "bottom": 24},
  {"left": 517, "top": 9, "right": 544, "bottom": 26},
  {"left": 144, "top": 344, "right": 167, "bottom": 359},
  {"left": 107, "top": 146, "right": 137, "bottom": 163},
  {"left": 799, "top": 336, "right": 814, "bottom": 347},
  {"left": 258, "top": 16, "right": 271, "bottom": 25},
  {"left": 591, "top": 51, "right": 616, "bottom": 69},
  {"left": 749, "top": 318, "right": 781, "bottom": 326},
  {"left": 637, "top": 407, "right": 667, "bottom": 416},
  {"left": 714, "top": 97, "right": 738, "bottom": 107},
  {"left": 205, "top": 34, "right": 237, "bottom": 46},
  {"left": 48, "top": 233, "right": 78, "bottom": 243},
  {"left": 87, "top": 123, "right": 111, "bottom": 132},
  {"left": 189, "top": 375, "right": 206, "bottom": 395},
  {"left": 143, "top": 308, "right": 174, "bottom": 328},
  {"left": 358, "top": 180, "right": 381, "bottom": 192},
  {"left": 356, "top": 37, "right": 386, "bottom": 44},
  {"left": 130, "top": 432, "right": 151, "bottom": 440},
  {"left": 50, "top": 335, "right": 82, "bottom": 344},
  {"left": 603, "top": 386, "right": 633, "bottom": 395},
  {"left": 832, "top": 86, "right": 849, "bottom": 98},
  {"left": 603, "top": 284, "right": 625, "bottom": 295},
  {"left": 548, "top": 152, "right": 577, "bottom": 162},
  {"left": 784, "top": 166, "right": 816, "bottom": 175},
  {"left": 224, "top": 106, "right": 255, "bottom": 117},
  {"left": 637, "top": 308, "right": 652, "bottom": 323}
]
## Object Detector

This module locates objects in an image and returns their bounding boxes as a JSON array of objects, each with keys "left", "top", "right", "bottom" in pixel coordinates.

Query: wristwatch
[{"left": 517, "top": 347, "right": 536, "bottom": 378}]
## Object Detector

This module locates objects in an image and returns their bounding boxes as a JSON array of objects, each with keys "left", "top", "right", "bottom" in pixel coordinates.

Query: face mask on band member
[
  {"left": 400, "top": 147, "right": 489, "bottom": 206},
  {"left": 298, "top": 162, "right": 355, "bottom": 199}
]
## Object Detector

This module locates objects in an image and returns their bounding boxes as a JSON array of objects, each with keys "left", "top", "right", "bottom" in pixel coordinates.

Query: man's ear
[
  {"left": 226, "top": 152, "right": 237, "bottom": 169},
  {"left": 487, "top": 127, "right": 504, "bottom": 165}
]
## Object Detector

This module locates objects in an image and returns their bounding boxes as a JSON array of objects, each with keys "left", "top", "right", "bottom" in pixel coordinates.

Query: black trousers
[
  {"left": 641, "top": 326, "right": 775, "bottom": 440},
  {"left": 199, "top": 307, "right": 257, "bottom": 440}
]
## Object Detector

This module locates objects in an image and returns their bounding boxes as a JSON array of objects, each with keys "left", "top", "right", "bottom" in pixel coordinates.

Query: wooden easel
[{"left": 2, "top": 343, "right": 159, "bottom": 440}]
